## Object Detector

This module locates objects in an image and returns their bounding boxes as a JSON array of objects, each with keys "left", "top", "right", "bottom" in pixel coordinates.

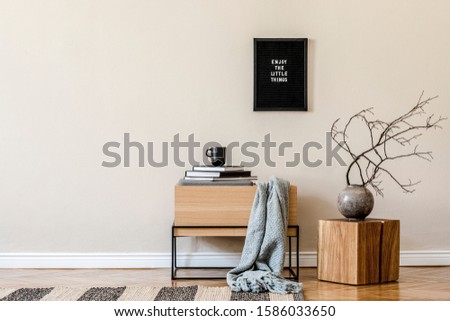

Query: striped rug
[{"left": 0, "top": 286, "right": 304, "bottom": 301}]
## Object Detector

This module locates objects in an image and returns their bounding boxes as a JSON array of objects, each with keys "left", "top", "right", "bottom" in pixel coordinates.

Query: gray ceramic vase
[{"left": 337, "top": 185, "right": 374, "bottom": 220}]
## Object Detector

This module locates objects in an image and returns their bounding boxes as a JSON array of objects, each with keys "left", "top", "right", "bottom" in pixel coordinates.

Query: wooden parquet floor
[{"left": 0, "top": 267, "right": 449, "bottom": 300}]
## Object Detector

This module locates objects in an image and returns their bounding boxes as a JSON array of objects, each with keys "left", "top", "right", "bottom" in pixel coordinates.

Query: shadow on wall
[
  {"left": 297, "top": 195, "right": 338, "bottom": 251},
  {"left": 298, "top": 195, "right": 339, "bottom": 221}
]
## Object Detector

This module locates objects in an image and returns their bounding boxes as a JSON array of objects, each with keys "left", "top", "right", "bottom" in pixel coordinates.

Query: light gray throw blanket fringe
[{"left": 227, "top": 176, "right": 302, "bottom": 294}]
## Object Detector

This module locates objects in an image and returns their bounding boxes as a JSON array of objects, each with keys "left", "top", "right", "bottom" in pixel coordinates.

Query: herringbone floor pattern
[{"left": 0, "top": 267, "right": 449, "bottom": 300}]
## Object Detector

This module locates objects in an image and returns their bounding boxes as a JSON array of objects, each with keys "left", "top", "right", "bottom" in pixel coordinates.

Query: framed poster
[{"left": 254, "top": 38, "right": 308, "bottom": 111}]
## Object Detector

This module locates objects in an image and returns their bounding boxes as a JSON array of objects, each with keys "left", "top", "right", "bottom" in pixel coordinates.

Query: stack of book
[{"left": 180, "top": 165, "right": 257, "bottom": 186}]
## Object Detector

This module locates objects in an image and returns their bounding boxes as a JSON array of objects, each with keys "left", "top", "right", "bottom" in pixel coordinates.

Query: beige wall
[{"left": 1, "top": 0, "right": 449, "bottom": 259}]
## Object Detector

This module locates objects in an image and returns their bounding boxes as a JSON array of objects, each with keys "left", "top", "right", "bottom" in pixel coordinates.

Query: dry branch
[{"left": 330, "top": 93, "right": 446, "bottom": 196}]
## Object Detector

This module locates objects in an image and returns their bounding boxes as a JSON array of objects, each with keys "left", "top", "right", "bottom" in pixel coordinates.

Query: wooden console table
[
  {"left": 172, "top": 185, "right": 299, "bottom": 280},
  {"left": 317, "top": 219, "right": 400, "bottom": 285}
]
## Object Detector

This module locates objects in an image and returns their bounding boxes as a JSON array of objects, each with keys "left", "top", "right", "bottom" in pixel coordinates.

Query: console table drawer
[{"left": 174, "top": 185, "right": 297, "bottom": 226}]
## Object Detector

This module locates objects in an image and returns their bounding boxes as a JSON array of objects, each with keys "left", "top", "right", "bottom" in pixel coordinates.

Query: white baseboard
[
  {"left": 399, "top": 251, "right": 450, "bottom": 266},
  {"left": 0, "top": 251, "right": 449, "bottom": 268}
]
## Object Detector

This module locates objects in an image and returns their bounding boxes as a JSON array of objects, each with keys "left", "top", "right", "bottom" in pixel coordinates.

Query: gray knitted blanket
[{"left": 226, "top": 177, "right": 302, "bottom": 294}]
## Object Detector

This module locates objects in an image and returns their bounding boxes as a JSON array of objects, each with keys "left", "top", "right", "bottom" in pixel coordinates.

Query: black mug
[{"left": 206, "top": 146, "right": 226, "bottom": 167}]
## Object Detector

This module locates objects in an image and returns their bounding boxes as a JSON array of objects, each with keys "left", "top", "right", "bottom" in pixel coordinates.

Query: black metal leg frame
[{"left": 171, "top": 225, "right": 300, "bottom": 280}]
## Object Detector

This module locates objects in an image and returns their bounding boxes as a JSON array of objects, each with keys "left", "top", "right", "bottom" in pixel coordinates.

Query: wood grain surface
[
  {"left": 317, "top": 219, "right": 400, "bottom": 285},
  {"left": 174, "top": 185, "right": 297, "bottom": 227}
]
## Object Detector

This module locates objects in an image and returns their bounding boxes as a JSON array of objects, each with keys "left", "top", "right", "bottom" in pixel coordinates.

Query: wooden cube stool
[{"left": 317, "top": 219, "right": 400, "bottom": 285}]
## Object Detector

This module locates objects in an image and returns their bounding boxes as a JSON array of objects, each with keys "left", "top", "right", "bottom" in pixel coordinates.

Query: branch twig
[{"left": 330, "top": 93, "right": 446, "bottom": 196}]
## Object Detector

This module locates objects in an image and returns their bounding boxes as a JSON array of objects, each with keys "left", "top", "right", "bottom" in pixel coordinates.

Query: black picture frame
[{"left": 254, "top": 38, "right": 308, "bottom": 111}]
